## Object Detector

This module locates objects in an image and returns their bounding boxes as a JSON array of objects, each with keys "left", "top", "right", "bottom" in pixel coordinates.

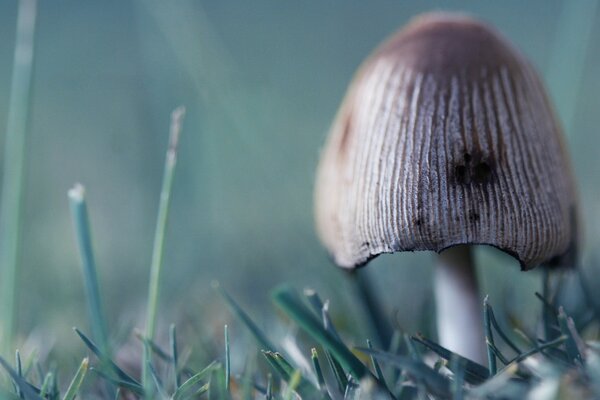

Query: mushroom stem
[{"left": 434, "top": 245, "right": 486, "bottom": 364}]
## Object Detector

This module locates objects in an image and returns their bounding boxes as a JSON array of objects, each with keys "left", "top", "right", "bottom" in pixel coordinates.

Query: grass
[
  {"left": 143, "top": 106, "right": 186, "bottom": 394},
  {"left": 0, "top": 0, "right": 37, "bottom": 358},
  {"left": 0, "top": 2, "right": 599, "bottom": 399}
]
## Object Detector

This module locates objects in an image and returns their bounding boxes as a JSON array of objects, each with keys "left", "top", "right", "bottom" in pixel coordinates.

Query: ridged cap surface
[{"left": 314, "top": 13, "right": 577, "bottom": 270}]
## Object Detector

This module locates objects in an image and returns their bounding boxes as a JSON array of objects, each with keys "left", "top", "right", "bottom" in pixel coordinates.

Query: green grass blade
[
  {"left": 170, "top": 324, "right": 179, "bottom": 389},
  {"left": 283, "top": 370, "right": 301, "bottom": 400},
  {"left": 558, "top": 307, "right": 585, "bottom": 364},
  {"left": 261, "top": 352, "right": 322, "bottom": 399},
  {"left": 487, "top": 305, "right": 522, "bottom": 354},
  {"left": 144, "top": 106, "right": 186, "bottom": 391},
  {"left": 148, "top": 360, "right": 169, "bottom": 399},
  {"left": 355, "top": 347, "right": 450, "bottom": 398},
  {"left": 194, "top": 383, "right": 210, "bottom": 397},
  {"left": 265, "top": 373, "right": 272, "bottom": 400},
  {"left": 215, "top": 282, "right": 276, "bottom": 351},
  {"left": 483, "top": 296, "right": 497, "bottom": 375},
  {"left": 499, "top": 336, "right": 568, "bottom": 374},
  {"left": 271, "top": 286, "right": 370, "bottom": 381},
  {"left": 90, "top": 368, "right": 144, "bottom": 396},
  {"left": 62, "top": 358, "right": 89, "bottom": 400},
  {"left": 224, "top": 325, "right": 230, "bottom": 393},
  {"left": 15, "top": 349, "right": 23, "bottom": 399},
  {"left": 208, "top": 366, "right": 228, "bottom": 400},
  {"left": 325, "top": 349, "right": 347, "bottom": 393},
  {"left": 0, "top": 356, "right": 43, "bottom": 400},
  {"left": 410, "top": 334, "right": 489, "bottom": 384},
  {"left": 311, "top": 348, "right": 325, "bottom": 391},
  {"left": 304, "top": 288, "right": 348, "bottom": 392},
  {"left": 450, "top": 355, "right": 466, "bottom": 400},
  {"left": 367, "top": 339, "right": 388, "bottom": 391},
  {"left": 68, "top": 184, "right": 110, "bottom": 355},
  {"left": 39, "top": 373, "right": 53, "bottom": 398},
  {"left": 74, "top": 327, "right": 141, "bottom": 388},
  {"left": 172, "top": 361, "right": 219, "bottom": 400},
  {"left": 0, "top": 0, "right": 37, "bottom": 358}
]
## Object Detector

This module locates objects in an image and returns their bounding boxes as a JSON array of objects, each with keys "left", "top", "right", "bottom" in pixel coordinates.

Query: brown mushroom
[{"left": 314, "top": 12, "right": 578, "bottom": 363}]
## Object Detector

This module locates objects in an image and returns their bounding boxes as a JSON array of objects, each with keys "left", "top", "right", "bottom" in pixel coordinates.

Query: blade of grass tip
[
  {"left": 0, "top": 356, "right": 43, "bottom": 400},
  {"left": 367, "top": 339, "right": 388, "bottom": 390},
  {"left": 194, "top": 383, "right": 210, "bottom": 397},
  {"left": 143, "top": 106, "right": 186, "bottom": 391},
  {"left": 39, "top": 373, "right": 52, "bottom": 398},
  {"left": 558, "top": 307, "right": 585, "bottom": 364},
  {"left": 271, "top": 286, "right": 370, "bottom": 381},
  {"left": 213, "top": 282, "right": 276, "bottom": 351},
  {"left": 304, "top": 289, "right": 348, "bottom": 392},
  {"left": 224, "top": 325, "right": 230, "bottom": 393},
  {"left": 15, "top": 349, "right": 23, "bottom": 399},
  {"left": 0, "top": 0, "right": 37, "bottom": 358},
  {"left": 172, "top": 361, "right": 219, "bottom": 400},
  {"left": 170, "top": 324, "right": 179, "bottom": 389},
  {"left": 483, "top": 296, "right": 497, "bottom": 375},
  {"left": 303, "top": 288, "right": 324, "bottom": 317},
  {"left": 320, "top": 300, "right": 350, "bottom": 392},
  {"left": 68, "top": 184, "right": 110, "bottom": 355},
  {"left": 311, "top": 348, "right": 325, "bottom": 391},
  {"left": 62, "top": 358, "right": 89, "bottom": 400}
]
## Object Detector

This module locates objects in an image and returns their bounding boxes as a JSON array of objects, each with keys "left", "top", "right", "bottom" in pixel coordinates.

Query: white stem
[{"left": 434, "top": 245, "right": 486, "bottom": 364}]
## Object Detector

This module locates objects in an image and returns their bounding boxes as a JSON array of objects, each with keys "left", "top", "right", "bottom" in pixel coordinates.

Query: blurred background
[{"left": 0, "top": 0, "right": 598, "bottom": 362}]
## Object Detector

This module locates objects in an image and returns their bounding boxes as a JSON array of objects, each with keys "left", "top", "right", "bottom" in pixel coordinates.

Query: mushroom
[{"left": 314, "top": 12, "right": 577, "bottom": 364}]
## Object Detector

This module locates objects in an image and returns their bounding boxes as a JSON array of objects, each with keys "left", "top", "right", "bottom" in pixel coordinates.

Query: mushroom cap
[{"left": 314, "top": 12, "right": 578, "bottom": 270}]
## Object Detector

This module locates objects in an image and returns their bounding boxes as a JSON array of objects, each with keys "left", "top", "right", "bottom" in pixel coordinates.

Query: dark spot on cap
[
  {"left": 468, "top": 210, "right": 479, "bottom": 222},
  {"left": 472, "top": 162, "right": 492, "bottom": 183},
  {"left": 455, "top": 165, "right": 468, "bottom": 184},
  {"left": 463, "top": 153, "right": 472, "bottom": 163}
]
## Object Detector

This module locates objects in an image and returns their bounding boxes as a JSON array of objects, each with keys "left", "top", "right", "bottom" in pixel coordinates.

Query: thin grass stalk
[
  {"left": 483, "top": 296, "right": 497, "bottom": 375},
  {"left": 68, "top": 185, "right": 110, "bottom": 355},
  {"left": 224, "top": 325, "right": 230, "bottom": 393},
  {"left": 143, "top": 106, "right": 186, "bottom": 392},
  {"left": 0, "top": 0, "right": 37, "bottom": 358}
]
